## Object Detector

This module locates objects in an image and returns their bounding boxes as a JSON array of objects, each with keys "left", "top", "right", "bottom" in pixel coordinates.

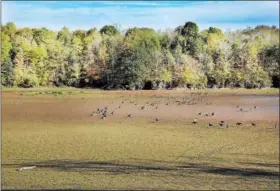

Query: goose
[{"left": 192, "top": 118, "right": 198, "bottom": 124}]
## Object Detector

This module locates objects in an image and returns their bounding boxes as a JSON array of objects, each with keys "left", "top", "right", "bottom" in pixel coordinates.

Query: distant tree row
[{"left": 1, "top": 22, "right": 279, "bottom": 89}]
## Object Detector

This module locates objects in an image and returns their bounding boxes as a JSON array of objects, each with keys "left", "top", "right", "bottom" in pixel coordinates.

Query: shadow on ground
[{"left": 3, "top": 159, "right": 279, "bottom": 179}]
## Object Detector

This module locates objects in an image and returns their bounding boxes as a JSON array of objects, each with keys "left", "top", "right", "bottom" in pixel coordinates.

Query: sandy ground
[{"left": 2, "top": 90, "right": 279, "bottom": 124}]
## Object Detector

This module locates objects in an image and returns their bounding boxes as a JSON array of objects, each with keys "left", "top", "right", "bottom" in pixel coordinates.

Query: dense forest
[{"left": 1, "top": 22, "right": 279, "bottom": 89}]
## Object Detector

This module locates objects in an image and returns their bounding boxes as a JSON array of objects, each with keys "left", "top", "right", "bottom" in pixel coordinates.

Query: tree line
[{"left": 1, "top": 22, "right": 279, "bottom": 89}]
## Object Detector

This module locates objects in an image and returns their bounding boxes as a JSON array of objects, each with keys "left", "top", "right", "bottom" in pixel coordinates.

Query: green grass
[{"left": 2, "top": 121, "right": 279, "bottom": 190}]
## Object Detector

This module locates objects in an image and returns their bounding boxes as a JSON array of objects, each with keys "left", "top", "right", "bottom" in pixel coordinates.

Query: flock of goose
[
  {"left": 89, "top": 100, "right": 160, "bottom": 122},
  {"left": 88, "top": 93, "right": 278, "bottom": 129},
  {"left": 192, "top": 105, "right": 259, "bottom": 128}
]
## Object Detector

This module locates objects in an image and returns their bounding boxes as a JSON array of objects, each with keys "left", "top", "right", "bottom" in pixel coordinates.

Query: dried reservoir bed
[{"left": 2, "top": 89, "right": 279, "bottom": 190}]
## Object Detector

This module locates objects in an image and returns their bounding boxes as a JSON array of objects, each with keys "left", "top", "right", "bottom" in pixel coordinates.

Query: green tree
[
  {"left": 1, "top": 33, "right": 12, "bottom": 64},
  {"left": 57, "top": 27, "right": 72, "bottom": 46},
  {"left": 100, "top": 25, "right": 120, "bottom": 36},
  {"left": 124, "top": 28, "right": 161, "bottom": 51},
  {"left": 2, "top": 22, "right": 17, "bottom": 40},
  {"left": 114, "top": 45, "right": 151, "bottom": 89},
  {"left": 1, "top": 57, "right": 14, "bottom": 86},
  {"left": 259, "top": 45, "right": 279, "bottom": 87},
  {"left": 1, "top": 22, "right": 278, "bottom": 89},
  {"left": 180, "top": 22, "right": 202, "bottom": 57}
]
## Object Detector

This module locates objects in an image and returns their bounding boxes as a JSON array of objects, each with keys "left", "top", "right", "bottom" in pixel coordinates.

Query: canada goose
[
  {"left": 192, "top": 118, "right": 198, "bottom": 124},
  {"left": 251, "top": 123, "right": 256, "bottom": 127},
  {"left": 236, "top": 122, "right": 242, "bottom": 126},
  {"left": 220, "top": 120, "right": 225, "bottom": 124},
  {"left": 209, "top": 123, "right": 213, "bottom": 127}
]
